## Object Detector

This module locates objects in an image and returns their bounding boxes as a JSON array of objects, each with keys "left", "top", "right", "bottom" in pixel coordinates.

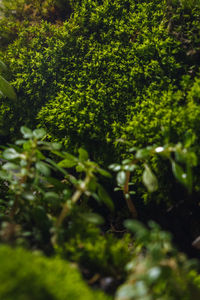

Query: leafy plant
[
  {"left": 115, "top": 220, "right": 200, "bottom": 300},
  {"left": 0, "top": 126, "right": 113, "bottom": 247},
  {"left": 110, "top": 134, "right": 197, "bottom": 216}
]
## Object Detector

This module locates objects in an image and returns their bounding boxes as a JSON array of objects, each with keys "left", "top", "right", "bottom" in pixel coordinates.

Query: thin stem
[
  {"left": 123, "top": 171, "right": 138, "bottom": 218},
  {"left": 55, "top": 174, "right": 91, "bottom": 228}
]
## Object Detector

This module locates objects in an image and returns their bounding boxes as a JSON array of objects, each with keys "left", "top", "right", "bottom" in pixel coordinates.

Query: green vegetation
[
  {"left": 0, "top": 0, "right": 200, "bottom": 299},
  {"left": 56, "top": 219, "right": 133, "bottom": 278},
  {"left": 116, "top": 220, "right": 200, "bottom": 300},
  {"left": 0, "top": 245, "right": 110, "bottom": 300}
]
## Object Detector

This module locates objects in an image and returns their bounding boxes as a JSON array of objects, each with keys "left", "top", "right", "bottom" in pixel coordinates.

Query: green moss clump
[
  {"left": 56, "top": 217, "right": 133, "bottom": 278},
  {"left": 0, "top": 245, "right": 110, "bottom": 300},
  {"left": 0, "top": 1, "right": 178, "bottom": 154},
  {"left": 2, "top": 0, "right": 199, "bottom": 156}
]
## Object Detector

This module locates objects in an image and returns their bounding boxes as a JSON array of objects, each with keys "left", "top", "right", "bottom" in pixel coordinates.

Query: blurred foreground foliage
[
  {"left": 0, "top": 245, "right": 110, "bottom": 300},
  {"left": 0, "top": 0, "right": 200, "bottom": 299},
  {"left": 0, "top": 127, "right": 199, "bottom": 299}
]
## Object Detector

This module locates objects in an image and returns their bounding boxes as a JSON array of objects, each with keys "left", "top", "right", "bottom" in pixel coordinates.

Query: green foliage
[
  {"left": 0, "top": 60, "right": 16, "bottom": 100},
  {"left": 0, "top": 245, "right": 110, "bottom": 300},
  {"left": 110, "top": 137, "right": 197, "bottom": 213},
  {"left": 0, "top": 1, "right": 178, "bottom": 153},
  {"left": 120, "top": 74, "right": 200, "bottom": 203},
  {"left": 0, "top": 126, "right": 112, "bottom": 247},
  {"left": 1, "top": 0, "right": 200, "bottom": 201},
  {"left": 56, "top": 216, "right": 133, "bottom": 278},
  {"left": 116, "top": 220, "right": 200, "bottom": 300}
]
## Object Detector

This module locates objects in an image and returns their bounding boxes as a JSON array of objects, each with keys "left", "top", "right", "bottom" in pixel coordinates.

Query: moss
[
  {"left": 0, "top": 245, "right": 110, "bottom": 300},
  {"left": 1, "top": 0, "right": 200, "bottom": 203},
  {"left": 56, "top": 217, "right": 133, "bottom": 278}
]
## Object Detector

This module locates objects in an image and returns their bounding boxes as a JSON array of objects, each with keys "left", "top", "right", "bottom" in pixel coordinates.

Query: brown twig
[{"left": 123, "top": 171, "right": 138, "bottom": 218}]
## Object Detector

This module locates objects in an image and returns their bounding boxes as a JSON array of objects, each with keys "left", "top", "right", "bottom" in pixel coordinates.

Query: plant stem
[
  {"left": 55, "top": 174, "right": 91, "bottom": 227},
  {"left": 123, "top": 171, "right": 138, "bottom": 218}
]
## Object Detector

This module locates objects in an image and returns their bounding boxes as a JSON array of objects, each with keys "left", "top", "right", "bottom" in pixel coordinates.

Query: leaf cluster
[
  {"left": 0, "top": 126, "right": 113, "bottom": 247},
  {"left": 116, "top": 220, "right": 200, "bottom": 300}
]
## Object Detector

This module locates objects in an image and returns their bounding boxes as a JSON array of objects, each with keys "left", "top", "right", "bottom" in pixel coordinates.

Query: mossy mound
[
  {"left": 0, "top": 245, "right": 110, "bottom": 300},
  {"left": 1, "top": 0, "right": 200, "bottom": 203},
  {"left": 2, "top": 0, "right": 199, "bottom": 155}
]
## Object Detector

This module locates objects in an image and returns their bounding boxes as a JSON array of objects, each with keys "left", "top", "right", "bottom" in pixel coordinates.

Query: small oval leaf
[
  {"left": 35, "top": 161, "right": 51, "bottom": 176},
  {"left": 171, "top": 160, "right": 187, "bottom": 186},
  {"left": 44, "top": 192, "right": 60, "bottom": 201},
  {"left": 58, "top": 159, "right": 77, "bottom": 168},
  {"left": 3, "top": 148, "right": 20, "bottom": 160},
  {"left": 142, "top": 164, "right": 158, "bottom": 193},
  {"left": 78, "top": 148, "right": 89, "bottom": 161},
  {"left": 20, "top": 127, "right": 33, "bottom": 139},
  {"left": 80, "top": 213, "right": 104, "bottom": 225},
  {"left": 109, "top": 163, "right": 121, "bottom": 172},
  {"left": 33, "top": 128, "right": 46, "bottom": 139},
  {"left": 117, "top": 171, "right": 126, "bottom": 186}
]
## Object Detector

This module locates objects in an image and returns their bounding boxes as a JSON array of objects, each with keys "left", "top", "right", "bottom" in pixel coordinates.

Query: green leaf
[
  {"left": 124, "top": 220, "right": 148, "bottom": 237},
  {"left": 58, "top": 159, "right": 77, "bottom": 168},
  {"left": 122, "top": 159, "right": 132, "bottom": 165},
  {"left": 2, "top": 162, "right": 19, "bottom": 170},
  {"left": 114, "top": 187, "right": 121, "bottom": 191},
  {"left": 109, "top": 163, "right": 121, "bottom": 171},
  {"left": 171, "top": 160, "right": 187, "bottom": 186},
  {"left": 0, "top": 60, "right": 8, "bottom": 73},
  {"left": 136, "top": 148, "right": 150, "bottom": 159},
  {"left": 124, "top": 164, "right": 137, "bottom": 172},
  {"left": 97, "top": 185, "right": 114, "bottom": 210},
  {"left": 76, "top": 164, "right": 85, "bottom": 172},
  {"left": 35, "top": 161, "right": 51, "bottom": 176},
  {"left": 147, "top": 267, "right": 161, "bottom": 283},
  {"left": 45, "top": 158, "right": 68, "bottom": 176},
  {"left": 33, "top": 128, "right": 46, "bottom": 139},
  {"left": 184, "top": 130, "right": 196, "bottom": 148},
  {"left": 23, "top": 140, "right": 33, "bottom": 151},
  {"left": 63, "top": 152, "right": 77, "bottom": 161},
  {"left": 22, "top": 192, "right": 35, "bottom": 201},
  {"left": 80, "top": 212, "right": 104, "bottom": 225},
  {"left": 129, "top": 146, "right": 138, "bottom": 152},
  {"left": 116, "top": 171, "right": 126, "bottom": 186},
  {"left": 78, "top": 148, "right": 89, "bottom": 161},
  {"left": 51, "top": 143, "right": 62, "bottom": 150},
  {"left": 35, "top": 150, "right": 45, "bottom": 160},
  {"left": 20, "top": 127, "right": 33, "bottom": 139},
  {"left": 15, "top": 139, "right": 26, "bottom": 145},
  {"left": 97, "top": 167, "right": 111, "bottom": 178},
  {"left": 142, "top": 164, "right": 158, "bottom": 193},
  {"left": 51, "top": 150, "right": 65, "bottom": 158},
  {"left": 44, "top": 192, "right": 60, "bottom": 201},
  {"left": 0, "top": 75, "right": 17, "bottom": 100},
  {"left": 88, "top": 177, "right": 98, "bottom": 192},
  {"left": 3, "top": 148, "right": 20, "bottom": 160}
]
